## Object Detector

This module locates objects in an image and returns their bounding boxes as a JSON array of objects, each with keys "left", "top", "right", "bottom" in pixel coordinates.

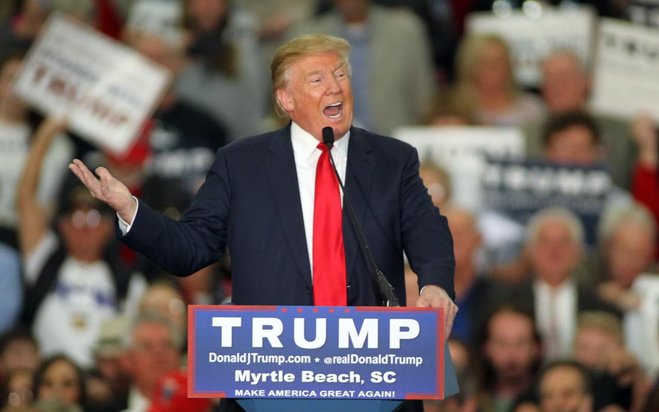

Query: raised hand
[{"left": 68, "top": 159, "right": 137, "bottom": 223}]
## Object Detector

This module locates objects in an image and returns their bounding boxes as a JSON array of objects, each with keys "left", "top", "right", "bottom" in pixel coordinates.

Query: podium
[{"left": 188, "top": 305, "right": 459, "bottom": 412}]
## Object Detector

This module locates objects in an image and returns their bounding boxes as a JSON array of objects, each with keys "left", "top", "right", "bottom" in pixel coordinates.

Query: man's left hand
[{"left": 416, "top": 285, "right": 458, "bottom": 338}]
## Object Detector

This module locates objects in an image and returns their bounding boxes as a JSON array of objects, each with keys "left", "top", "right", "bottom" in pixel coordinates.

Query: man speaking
[{"left": 70, "top": 33, "right": 457, "bottom": 409}]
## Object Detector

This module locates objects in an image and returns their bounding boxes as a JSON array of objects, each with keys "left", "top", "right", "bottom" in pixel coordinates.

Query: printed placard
[
  {"left": 482, "top": 157, "right": 612, "bottom": 244},
  {"left": 467, "top": 6, "right": 595, "bottom": 86},
  {"left": 590, "top": 19, "right": 659, "bottom": 122},
  {"left": 394, "top": 126, "right": 525, "bottom": 211},
  {"left": 12, "top": 12, "right": 171, "bottom": 153},
  {"left": 188, "top": 305, "right": 446, "bottom": 400}
]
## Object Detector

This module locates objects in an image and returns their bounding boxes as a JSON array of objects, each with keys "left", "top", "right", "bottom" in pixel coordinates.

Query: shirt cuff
[{"left": 117, "top": 196, "right": 139, "bottom": 236}]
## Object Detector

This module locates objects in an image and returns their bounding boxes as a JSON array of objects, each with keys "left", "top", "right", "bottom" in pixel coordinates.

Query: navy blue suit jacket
[{"left": 123, "top": 125, "right": 455, "bottom": 306}]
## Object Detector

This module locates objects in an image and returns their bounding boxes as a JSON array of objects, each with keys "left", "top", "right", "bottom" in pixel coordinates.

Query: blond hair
[{"left": 271, "top": 34, "right": 351, "bottom": 118}]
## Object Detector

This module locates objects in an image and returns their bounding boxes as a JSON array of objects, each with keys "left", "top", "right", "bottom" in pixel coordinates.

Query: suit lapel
[
  {"left": 264, "top": 126, "right": 312, "bottom": 288},
  {"left": 343, "top": 128, "right": 376, "bottom": 277}
]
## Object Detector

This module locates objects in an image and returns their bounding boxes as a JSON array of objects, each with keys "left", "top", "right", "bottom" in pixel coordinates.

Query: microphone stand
[{"left": 322, "top": 127, "right": 400, "bottom": 307}]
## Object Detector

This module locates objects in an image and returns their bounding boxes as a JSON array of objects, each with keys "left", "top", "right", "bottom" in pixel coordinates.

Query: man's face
[
  {"left": 529, "top": 219, "right": 581, "bottom": 286},
  {"left": 125, "top": 322, "right": 180, "bottom": 391},
  {"left": 540, "top": 366, "right": 591, "bottom": 412},
  {"left": 606, "top": 223, "right": 655, "bottom": 288},
  {"left": 544, "top": 125, "right": 600, "bottom": 166},
  {"left": 541, "top": 54, "right": 589, "bottom": 114},
  {"left": 484, "top": 311, "right": 540, "bottom": 384},
  {"left": 276, "top": 51, "right": 354, "bottom": 141}
]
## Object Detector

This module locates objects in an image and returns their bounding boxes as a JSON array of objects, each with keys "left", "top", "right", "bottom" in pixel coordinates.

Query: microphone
[{"left": 321, "top": 127, "right": 400, "bottom": 307}]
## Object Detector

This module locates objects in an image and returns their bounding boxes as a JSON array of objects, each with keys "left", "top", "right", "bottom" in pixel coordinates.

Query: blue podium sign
[{"left": 188, "top": 306, "right": 446, "bottom": 400}]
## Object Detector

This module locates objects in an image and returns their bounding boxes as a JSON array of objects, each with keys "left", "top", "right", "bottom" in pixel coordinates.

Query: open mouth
[{"left": 323, "top": 102, "right": 343, "bottom": 119}]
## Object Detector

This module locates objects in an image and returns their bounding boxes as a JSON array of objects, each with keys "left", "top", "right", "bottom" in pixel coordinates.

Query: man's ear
[{"left": 275, "top": 88, "right": 294, "bottom": 113}]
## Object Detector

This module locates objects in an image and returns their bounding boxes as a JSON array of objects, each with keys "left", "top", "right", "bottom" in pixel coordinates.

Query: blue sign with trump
[{"left": 188, "top": 306, "right": 447, "bottom": 400}]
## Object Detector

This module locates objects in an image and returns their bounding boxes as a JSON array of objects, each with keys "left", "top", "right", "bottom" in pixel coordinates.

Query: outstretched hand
[{"left": 68, "top": 159, "right": 137, "bottom": 223}]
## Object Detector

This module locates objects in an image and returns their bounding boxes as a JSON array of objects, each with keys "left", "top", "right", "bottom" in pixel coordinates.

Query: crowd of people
[{"left": 0, "top": 0, "right": 657, "bottom": 411}]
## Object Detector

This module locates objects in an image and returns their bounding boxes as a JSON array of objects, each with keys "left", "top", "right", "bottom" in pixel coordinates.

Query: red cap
[{"left": 147, "top": 370, "right": 211, "bottom": 412}]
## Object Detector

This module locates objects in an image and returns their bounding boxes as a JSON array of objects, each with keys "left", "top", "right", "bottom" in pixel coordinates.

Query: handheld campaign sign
[
  {"left": 188, "top": 306, "right": 449, "bottom": 401},
  {"left": 12, "top": 12, "right": 171, "bottom": 154}
]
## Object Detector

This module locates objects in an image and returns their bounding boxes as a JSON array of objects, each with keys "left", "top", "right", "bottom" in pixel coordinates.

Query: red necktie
[{"left": 313, "top": 143, "right": 347, "bottom": 305}]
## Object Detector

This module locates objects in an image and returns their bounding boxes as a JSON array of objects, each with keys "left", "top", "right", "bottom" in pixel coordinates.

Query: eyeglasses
[{"left": 70, "top": 209, "right": 103, "bottom": 229}]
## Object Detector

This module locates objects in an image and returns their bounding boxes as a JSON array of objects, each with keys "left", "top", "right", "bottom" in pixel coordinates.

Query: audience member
[
  {"left": 0, "top": 50, "right": 73, "bottom": 249},
  {"left": 596, "top": 202, "right": 656, "bottom": 302},
  {"left": 86, "top": 317, "right": 130, "bottom": 412},
  {"left": 146, "top": 370, "right": 211, "bottom": 412},
  {"left": 1, "top": 368, "right": 34, "bottom": 409},
  {"left": 537, "top": 360, "right": 593, "bottom": 412},
  {"left": 629, "top": 113, "right": 659, "bottom": 255},
  {"left": 500, "top": 207, "right": 620, "bottom": 360},
  {"left": 176, "top": 0, "right": 269, "bottom": 141},
  {"left": 573, "top": 312, "right": 643, "bottom": 411},
  {"left": 424, "top": 337, "right": 478, "bottom": 412},
  {"left": 526, "top": 49, "right": 638, "bottom": 189},
  {"left": 288, "top": 0, "right": 435, "bottom": 135},
  {"left": 119, "top": 313, "right": 182, "bottom": 412},
  {"left": 123, "top": 28, "right": 228, "bottom": 201},
  {"left": 16, "top": 117, "right": 145, "bottom": 369},
  {"left": 0, "top": 328, "right": 40, "bottom": 379},
  {"left": 477, "top": 305, "right": 542, "bottom": 412},
  {"left": 31, "top": 355, "right": 87, "bottom": 412},
  {"left": 137, "top": 282, "right": 186, "bottom": 338},
  {"left": 447, "top": 34, "right": 544, "bottom": 127},
  {"left": 444, "top": 205, "right": 500, "bottom": 344}
]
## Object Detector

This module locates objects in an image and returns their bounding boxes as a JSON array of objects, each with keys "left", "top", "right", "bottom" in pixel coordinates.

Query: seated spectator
[
  {"left": 424, "top": 337, "right": 479, "bottom": 412},
  {"left": 119, "top": 313, "right": 182, "bottom": 412},
  {"left": 524, "top": 49, "right": 637, "bottom": 189},
  {"left": 32, "top": 355, "right": 87, "bottom": 412},
  {"left": 596, "top": 202, "right": 656, "bottom": 303},
  {"left": 0, "top": 327, "right": 41, "bottom": 381},
  {"left": 446, "top": 33, "right": 544, "bottom": 127},
  {"left": 497, "top": 207, "right": 621, "bottom": 360},
  {"left": 573, "top": 311, "right": 642, "bottom": 411},
  {"left": 176, "top": 0, "right": 268, "bottom": 141},
  {"left": 537, "top": 360, "right": 593, "bottom": 412},
  {"left": 476, "top": 305, "right": 542, "bottom": 412},
  {"left": 17, "top": 118, "right": 145, "bottom": 369},
  {"left": 287, "top": 0, "right": 436, "bottom": 135},
  {"left": 86, "top": 316, "right": 130, "bottom": 412},
  {"left": 1, "top": 367, "right": 34, "bottom": 409},
  {"left": 122, "top": 27, "right": 228, "bottom": 201},
  {"left": 443, "top": 205, "right": 502, "bottom": 345}
]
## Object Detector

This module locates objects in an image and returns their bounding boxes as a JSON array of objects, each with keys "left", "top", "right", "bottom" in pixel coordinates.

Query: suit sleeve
[
  {"left": 400, "top": 148, "right": 455, "bottom": 300},
  {"left": 120, "top": 150, "right": 231, "bottom": 276}
]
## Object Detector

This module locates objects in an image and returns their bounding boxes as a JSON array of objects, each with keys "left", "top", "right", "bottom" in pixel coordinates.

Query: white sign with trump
[
  {"left": 13, "top": 12, "right": 171, "bottom": 154},
  {"left": 467, "top": 5, "right": 595, "bottom": 86},
  {"left": 590, "top": 19, "right": 659, "bottom": 122}
]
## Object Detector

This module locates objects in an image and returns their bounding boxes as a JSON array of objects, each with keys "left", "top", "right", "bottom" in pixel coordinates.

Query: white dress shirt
[
  {"left": 534, "top": 279, "right": 577, "bottom": 360},
  {"left": 290, "top": 122, "right": 349, "bottom": 277},
  {"left": 120, "top": 122, "right": 350, "bottom": 279}
]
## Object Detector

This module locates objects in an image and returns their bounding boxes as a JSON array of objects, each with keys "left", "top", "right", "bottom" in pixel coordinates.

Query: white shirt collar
[{"left": 290, "top": 122, "right": 350, "bottom": 162}]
